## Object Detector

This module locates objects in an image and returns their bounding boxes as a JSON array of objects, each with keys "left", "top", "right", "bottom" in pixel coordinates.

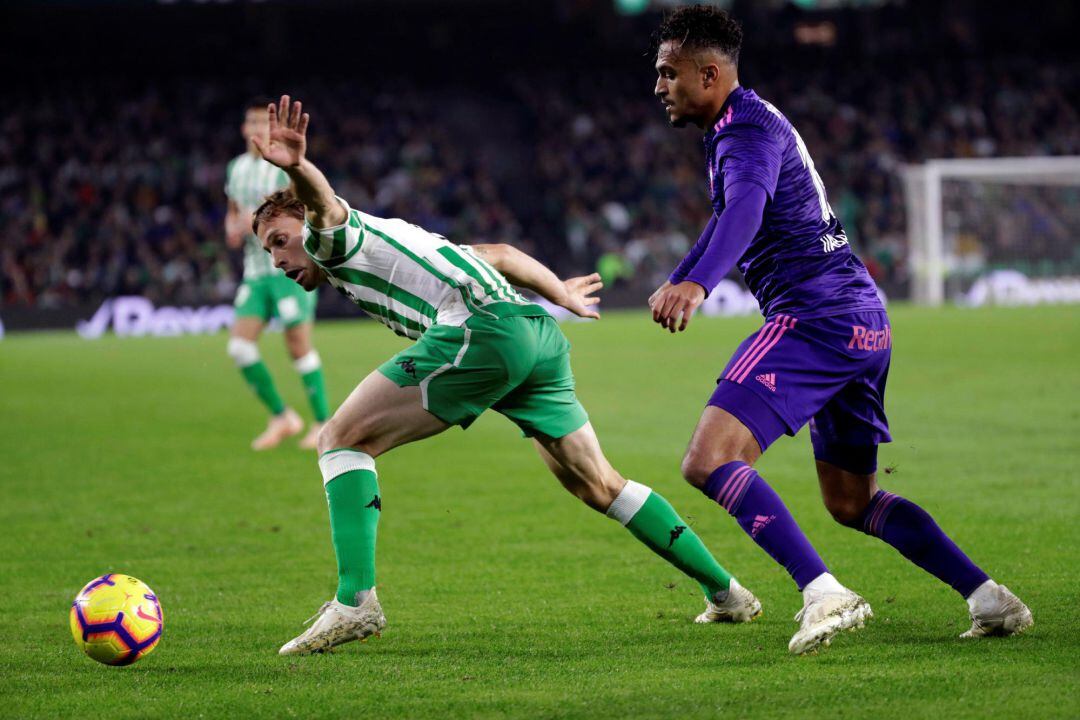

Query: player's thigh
[
  {"left": 230, "top": 316, "right": 264, "bottom": 341},
  {"left": 533, "top": 422, "right": 625, "bottom": 509},
  {"left": 322, "top": 370, "right": 449, "bottom": 458},
  {"left": 681, "top": 405, "right": 762, "bottom": 487}
]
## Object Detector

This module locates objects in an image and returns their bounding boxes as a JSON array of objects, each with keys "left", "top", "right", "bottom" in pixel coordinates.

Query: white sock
[
  {"left": 803, "top": 572, "right": 846, "bottom": 600},
  {"left": 604, "top": 480, "right": 651, "bottom": 526},
  {"left": 966, "top": 579, "right": 998, "bottom": 613}
]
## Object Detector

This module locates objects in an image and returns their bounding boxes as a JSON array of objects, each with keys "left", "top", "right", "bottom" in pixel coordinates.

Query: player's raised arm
[
  {"left": 470, "top": 244, "right": 602, "bottom": 319},
  {"left": 252, "top": 94, "right": 346, "bottom": 228}
]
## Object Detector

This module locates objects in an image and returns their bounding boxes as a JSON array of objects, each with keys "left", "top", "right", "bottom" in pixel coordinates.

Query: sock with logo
[
  {"left": 319, "top": 449, "right": 381, "bottom": 606},
  {"left": 607, "top": 480, "right": 733, "bottom": 599},
  {"left": 294, "top": 350, "right": 330, "bottom": 422},
  {"left": 703, "top": 462, "right": 829, "bottom": 591},
  {"left": 228, "top": 338, "right": 286, "bottom": 415},
  {"left": 854, "top": 490, "right": 990, "bottom": 597}
]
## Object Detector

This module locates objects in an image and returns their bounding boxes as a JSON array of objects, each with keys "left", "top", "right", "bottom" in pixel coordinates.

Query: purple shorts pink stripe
[
  {"left": 709, "top": 310, "right": 893, "bottom": 454},
  {"left": 723, "top": 315, "right": 797, "bottom": 384}
]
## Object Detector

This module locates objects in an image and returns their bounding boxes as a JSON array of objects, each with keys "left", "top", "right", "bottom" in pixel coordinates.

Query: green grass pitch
[{"left": 1, "top": 305, "right": 1077, "bottom": 718}]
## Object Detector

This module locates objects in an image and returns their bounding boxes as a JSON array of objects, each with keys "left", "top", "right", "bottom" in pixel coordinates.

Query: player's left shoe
[
  {"left": 695, "top": 578, "right": 762, "bottom": 623},
  {"left": 278, "top": 591, "right": 386, "bottom": 656},
  {"left": 251, "top": 408, "right": 304, "bottom": 451},
  {"left": 298, "top": 422, "right": 324, "bottom": 450},
  {"left": 788, "top": 588, "right": 872, "bottom": 654},
  {"left": 961, "top": 581, "right": 1033, "bottom": 638}
]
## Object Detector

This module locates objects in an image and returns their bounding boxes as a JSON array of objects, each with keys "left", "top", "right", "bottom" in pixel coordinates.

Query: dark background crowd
[{"left": 2, "top": 0, "right": 1077, "bottom": 315}]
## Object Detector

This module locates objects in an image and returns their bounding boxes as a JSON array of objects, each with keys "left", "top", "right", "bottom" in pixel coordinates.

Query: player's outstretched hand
[
  {"left": 648, "top": 280, "right": 671, "bottom": 310},
  {"left": 651, "top": 280, "right": 705, "bottom": 333},
  {"left": 252, "top": 94, "right": 309, "bottom": 169},
  {"left": 560, "top": 273, "right": 603, "bottom": 319}
]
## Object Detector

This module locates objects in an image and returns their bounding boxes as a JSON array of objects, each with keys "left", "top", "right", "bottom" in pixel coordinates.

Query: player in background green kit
[
  {"left": 225, "top": 102, "right": 330, "bottom": 450},
  {"left": 249, "top": 95, "right": 762, "bottom": 655}
]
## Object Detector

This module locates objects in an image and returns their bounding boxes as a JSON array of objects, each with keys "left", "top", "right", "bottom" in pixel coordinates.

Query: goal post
[{"left": 901, "top": 156, "right": 1080, "bottom": 305}]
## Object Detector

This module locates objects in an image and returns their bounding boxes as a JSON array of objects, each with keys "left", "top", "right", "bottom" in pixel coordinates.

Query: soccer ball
[{"left": 69, "top": 574, "right": 164, "bottom": 666}]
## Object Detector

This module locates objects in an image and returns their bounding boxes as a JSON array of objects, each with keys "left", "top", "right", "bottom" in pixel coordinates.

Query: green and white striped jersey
[
  {"left": 303, "top": 197, "right": 547, "bottom": 339},
  {"left": 225, "top": 152, "right": 291, "bottom": 280}
]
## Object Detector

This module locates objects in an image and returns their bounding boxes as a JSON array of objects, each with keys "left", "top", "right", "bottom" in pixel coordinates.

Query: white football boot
[
  {"left": 695, "top": 578, "right": 763, "bottom": 623},
  {"left": 961, "top": 581, "right": 1033, "bottom": 638},
  {"left": 278, "top": 590, "right": 386, "bottom": 656},
  {"left": 788, "top": 575, "right": 872, "bottom": 654}
]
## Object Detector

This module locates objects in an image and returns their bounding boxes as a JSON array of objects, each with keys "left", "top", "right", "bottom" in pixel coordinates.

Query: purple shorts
[{"left": 709, "top": 310, "right": 893, "bottom": 457}]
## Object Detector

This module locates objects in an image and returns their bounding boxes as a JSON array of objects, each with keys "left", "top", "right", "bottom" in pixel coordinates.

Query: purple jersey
[{"left": 701, "top": 88, "right": 881, "bottom": 318}]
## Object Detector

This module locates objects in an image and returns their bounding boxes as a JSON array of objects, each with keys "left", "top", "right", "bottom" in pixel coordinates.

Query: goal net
[{"left": 900, "top": 156, "right": 1080, "bottom": 305}]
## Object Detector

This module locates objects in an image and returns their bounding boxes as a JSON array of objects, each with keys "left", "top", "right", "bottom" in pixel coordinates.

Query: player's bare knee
[
  {"left": 823, "top": 495, "right": 868, "bottom": 528},
  {"left": 315, "top": 420, "right": 342, "bottom": 455},
  {"left": 681, "top": 449, "right": 741, "bottom": 489}
]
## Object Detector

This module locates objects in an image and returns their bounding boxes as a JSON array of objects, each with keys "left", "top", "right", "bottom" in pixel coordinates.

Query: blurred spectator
[{"left": 2, "top": 58, "right": 1076, "bottom": 309}]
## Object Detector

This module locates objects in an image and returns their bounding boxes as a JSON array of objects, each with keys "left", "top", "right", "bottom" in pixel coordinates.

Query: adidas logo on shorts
[{"left": 755, "top": 373, "right": 777, "bottom": 392}]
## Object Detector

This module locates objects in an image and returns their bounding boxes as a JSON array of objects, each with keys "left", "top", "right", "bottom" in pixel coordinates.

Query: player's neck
[
  {"left": 702, "top": 79, "right": 741, "bottom": 130},
  {"left": 246, "top": 141, "right": 260, "bottom": 157}
]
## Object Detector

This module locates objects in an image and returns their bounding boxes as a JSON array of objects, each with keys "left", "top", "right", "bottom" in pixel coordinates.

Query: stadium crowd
[{"left": 3, "top": 57, "right": 1076, "bottom": 309}]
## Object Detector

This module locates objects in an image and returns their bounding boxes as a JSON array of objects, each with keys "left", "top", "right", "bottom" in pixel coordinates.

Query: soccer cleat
[
  {"left": 695, "top": 578, "right": 762, "bottom": 623},
  {"left": 278, "top": 591, "right": 386, "bottom": 656},
  {"left": 251, "top": 408, "right": 304, "bottom": 450},
  {"left": 961, "top": 583, "right": 1033, "bottom": 638},
  {"left": 788, "top": 588, "right": 872, "bottom": 655},
  {"left": 297, "top": 422, "right": 324, "bottom": 450}
]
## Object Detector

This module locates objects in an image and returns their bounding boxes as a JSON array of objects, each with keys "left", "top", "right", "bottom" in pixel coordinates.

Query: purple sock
[
  {"left": 857, "top": 490, "right": 990, "bottom": 597},
  {"left": 703, "top": 462, "right": 829, "bottom": 590}
]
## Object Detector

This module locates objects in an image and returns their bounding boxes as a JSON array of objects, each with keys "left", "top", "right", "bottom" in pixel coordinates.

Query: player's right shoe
[
  {"left": 961, "top": 582, "right": 1033, "bottom": 638},
  {"left": 278, "top": 591, "right": 386, "bottom": 656},
  {"left": 695, "top": 578, "right": 762, "bottom": 623},
  {"left": 251, "top": 408, "right": 303, "bottom": 450},
  {"left": 788, "top": 587, "right": 872, "bottom": 655}
]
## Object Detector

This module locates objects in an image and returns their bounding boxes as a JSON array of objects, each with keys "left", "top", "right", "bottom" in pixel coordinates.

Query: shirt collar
[{"left": 704, "top": 86, "right": 745, "bottom": 143}]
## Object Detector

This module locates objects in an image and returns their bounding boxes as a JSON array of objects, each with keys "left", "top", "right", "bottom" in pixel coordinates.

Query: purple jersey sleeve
[
  {"left": 679, "top": 182, "right": 768, "bottom": 293},
  {"left": 670, "top": 214, "right": 717, "bottom": 284}
]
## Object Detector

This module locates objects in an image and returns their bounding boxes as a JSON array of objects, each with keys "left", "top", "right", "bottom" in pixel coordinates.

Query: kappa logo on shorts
[
  {"left": 668, "top": 525, "right": 687, "bottom": 548},
  {"left": 751, "top": 514, "right": 775, "bottom": 537},
  {"left": 365, "top": 495, "right": 381, "bottom": 511},
  {"left": 396, "top": 358, "right": 417, "bottom": 378},
  {"left": 755, "top": 373, "right": 777, "bottom": 392}
]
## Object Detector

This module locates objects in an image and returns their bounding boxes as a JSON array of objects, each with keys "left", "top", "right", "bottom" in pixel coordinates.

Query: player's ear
[{"left": 701, "top": 63, "right": 720, "bottom": 88}]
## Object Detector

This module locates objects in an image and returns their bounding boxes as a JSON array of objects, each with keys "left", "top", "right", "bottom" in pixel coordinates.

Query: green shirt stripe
[
  {"left": 364, "top": 224, "right": 496, "bottom": 319},
  {"left": 436, "top": 246, "right": 500, "bottom": 300},
  {"left": 327, "top": 267, "right": 439, "bottom": 321}
]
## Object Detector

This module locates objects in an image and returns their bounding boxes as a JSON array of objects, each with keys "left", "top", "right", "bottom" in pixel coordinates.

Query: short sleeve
[{"left": 303, "top": 196, "right": 365, "bottom": 268}]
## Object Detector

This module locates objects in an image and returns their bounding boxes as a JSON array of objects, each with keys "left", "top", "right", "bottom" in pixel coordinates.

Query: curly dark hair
[{"left": 651, "top": 5, "right": 743, "bottom": 66}]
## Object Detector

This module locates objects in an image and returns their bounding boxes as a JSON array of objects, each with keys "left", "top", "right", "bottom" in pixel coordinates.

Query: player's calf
[
  {"left": 536, "top": 424, "right": 757, "bottom": 618},
  {"left": 816, "top": 457, "right": 1033, "bottom": 637}
]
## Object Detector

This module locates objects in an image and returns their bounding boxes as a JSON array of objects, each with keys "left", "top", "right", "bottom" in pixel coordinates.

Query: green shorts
[
  {"left": 234, "top": 275, "right": 317, "bottom": 328},
  {"left": 378, "top": 314, "right": 589, "bottom": 439}
]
